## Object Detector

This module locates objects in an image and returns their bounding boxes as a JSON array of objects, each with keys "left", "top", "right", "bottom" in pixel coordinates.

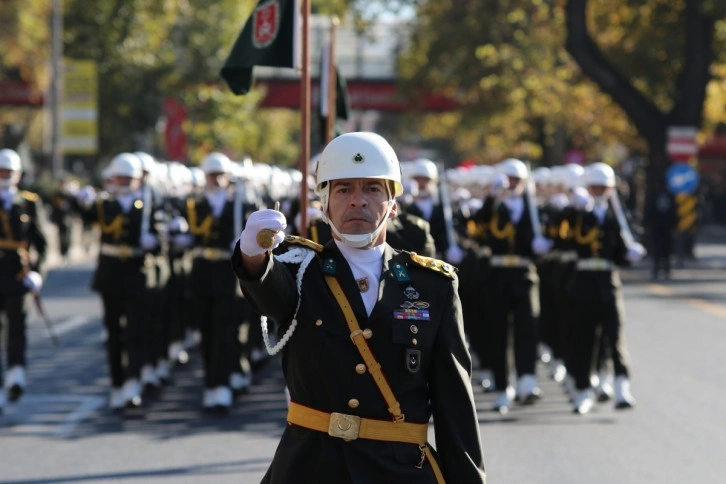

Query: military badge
[
  {"left": 356, "top": 277, "right": 369, "bottom": 293},
  {"left": 403, "top": 286, "right": 419, "bottom": 300},
  {"left": 322, "top": 258, "right": 336, "bottom": 275}
]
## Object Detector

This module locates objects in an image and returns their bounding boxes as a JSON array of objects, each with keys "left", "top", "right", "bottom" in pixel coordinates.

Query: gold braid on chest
[
  {"left": 489, "top": 207, "right": 515, "bottom": 245},
  {"left": 187, "top": 198, "right": 215, "bottom": 243},
  {"left": 97, "top": 200, "right": 126, "bottom": 241},
  {"left": 574, "top": 215, "right": 600, "bottom": 256}
]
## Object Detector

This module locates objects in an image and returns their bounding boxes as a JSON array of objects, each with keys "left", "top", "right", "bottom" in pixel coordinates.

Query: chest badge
[
  {"left": 403, "top": 286, "right": 419, "bottom": 300},
  {"left": 356, "top": 277, "right": 369, "bottom": 293}
]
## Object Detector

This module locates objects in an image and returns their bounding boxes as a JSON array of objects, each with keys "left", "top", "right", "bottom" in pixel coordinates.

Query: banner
[
  {"left": 220, "top": 0, "right": 300, "bottom": 95},
  {"left": 62, "top": 59, "right": 98, "bottom": 155}
]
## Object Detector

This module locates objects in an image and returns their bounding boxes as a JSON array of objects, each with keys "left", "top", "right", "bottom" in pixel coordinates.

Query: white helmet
[
  {"left": 584, "top": 162, "right": 615, "bottom": 187},
  {"left": 408, "top": 157, "right": 439, "bottom": 181},
  {"left": 190, "top": 167, "right": 206, "bottom": 188},
  {"left": 0, "top": 149, "right": 22, "bottom": 171},
  {"left": 498, "top": 158, "right": 529, "bottom": 179},
  {"left": 316, "top": 132, "right": 403, "bottom": 248},
  {"left": 109, "top": 153, "right": 142, "bottom": 178},
  {"left": 201, "top": 152, "right": 231, "bottom": 174},
  {"left": 532, "top": 167, "right": 551, "bottom": 185},
  {"left": 561, "top": 163, "right": 585, "bottom": 190},
  {"left": 134, "top": 151, "right": 156, "bottom": 174}
]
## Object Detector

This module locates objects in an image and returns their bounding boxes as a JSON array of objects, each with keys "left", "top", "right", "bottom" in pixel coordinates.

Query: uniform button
[
  {"left": 355, "top": 364, "right": 366, "bottom": 374},
  {"left": 348, "top": 398, "right": 360, "bottom": 409},
  {"left": 412, "top": 338, "right": 418, "bottom": 346},
  {"left": 410, "top": 325, "right": 418, "bottom": 334},
  {"left": 362, "top": 329, "right": 373, "bottom": 339},
  {"left": 315, "top": 319, "right": 323, "bottom": 326}
]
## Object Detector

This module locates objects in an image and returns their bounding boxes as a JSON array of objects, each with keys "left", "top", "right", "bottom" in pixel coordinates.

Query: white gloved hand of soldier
[
  {"left": 489, "top": 173, "right": 509, "bottom": 197},
  {"left": 23, "top": 271, "right": 43, "bottom": 293},
  {"left": 239, "top": 209, "right": 287, "bottom": 257},
  {"left": 626, "top": 242, "right": 647, "bottom": 263},
  {"left": 140, "top": 233, "right": 160, "bottom": 251},
  {"left": 532, "top": 235, "right": 554, "bottom": 256},
  {"left": 571, "top": 187, "right": 593, "bottom": 211},
  {"left": 76, "top": 185, "right": 97, "bottom": 207},
  {"left": 445, "top": 244, "right": 466, "bottom": 265},
  {"left": 166, "top": 216, "right": 189, "bottom": 235}
]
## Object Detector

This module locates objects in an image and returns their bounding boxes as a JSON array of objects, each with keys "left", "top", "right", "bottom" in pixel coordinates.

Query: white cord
[{"left": 261, "top": 247, "right": 316, "bottom": 355}]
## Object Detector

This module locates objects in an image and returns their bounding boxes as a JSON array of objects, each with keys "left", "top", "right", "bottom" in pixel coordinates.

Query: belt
[
  {"left": 100, "top": 243, "right": 144, "bottom": 258},
  {"left": 287, "top": 401, "right": 428, "bottom": 444},
  {"left": 0, "top": 240, "right": 28, "bottom": 250},
  {"left": 558, "top": 251, "right": 578, "bottom": 262},
  {"left": 191, "top": 247, "right": 232, "bottom": 261},
  {"left": 490, "top": 254, "right": 532, "bottom": 268},
  {"left": 576, "top": 258, "right": 614, "bottom": 271}
]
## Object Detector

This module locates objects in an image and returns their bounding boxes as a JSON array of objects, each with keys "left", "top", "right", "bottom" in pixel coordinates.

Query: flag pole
[
  {"left": 325, "top": 17, "right": 339, "bottom": 144},
  {"left": 299, "top": 0, "right": 310, "bottom": 238}
]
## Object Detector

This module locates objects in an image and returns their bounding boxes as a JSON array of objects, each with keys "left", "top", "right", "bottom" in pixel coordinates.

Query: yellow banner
[{"left": 62, "top": 59, "right": 98, "bottom": 155}]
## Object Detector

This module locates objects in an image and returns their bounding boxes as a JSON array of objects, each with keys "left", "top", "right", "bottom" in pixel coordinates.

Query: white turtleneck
[
  {"left": 0, "top": 186, "right": 17, "bottom": 211},
  {"left": 205, "top": 188, "right": 228, "bottom": 218},
  {"left": 593, "top": 200, "right": 608, "bottom": 225},
  {"left": 334, "top": 240, "right": 385, "bottom": 316}
]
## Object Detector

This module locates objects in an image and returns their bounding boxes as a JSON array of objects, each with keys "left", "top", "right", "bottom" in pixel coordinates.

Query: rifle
[
  {"left": 609, "top": 188, "right": 637, "bottom": 249},
  {"left": 525, "top": 162, "right": 543, "bottom": 239},
  {"left": 436, "top": 163, "right": 458, "bottom": 250}
]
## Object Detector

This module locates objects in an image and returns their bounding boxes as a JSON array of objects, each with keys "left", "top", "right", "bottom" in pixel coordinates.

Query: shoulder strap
[{"left": 323, "top": 274, "right": 404, "bottom": 421}]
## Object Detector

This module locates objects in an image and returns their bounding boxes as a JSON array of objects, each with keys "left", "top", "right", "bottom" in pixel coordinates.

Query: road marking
[
  {"left": 686, "top": 298, "right": 726, "bottom": 319},
  {"left": 3, "top": 394, "right": 106, "bottom": 439},
  {"left": 647, "top": 284, "right": 674, "bottom": 296},
  {"left": 53, "top": 315, "right": 97, "bottom": 336}
]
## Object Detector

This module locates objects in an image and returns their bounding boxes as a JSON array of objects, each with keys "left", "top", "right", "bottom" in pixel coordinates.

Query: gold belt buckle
[
  {"left": 503, "top": 255, "right": 518, "bottom": 267},
  {"left": 118, "top": 246, "right": 133, "bottom": 258},
  {"left": 203, "top": 248, "right": 215, "bottom": 260},
  {"left": 328, "top": 412, "right": 361, "bottom": 441}
]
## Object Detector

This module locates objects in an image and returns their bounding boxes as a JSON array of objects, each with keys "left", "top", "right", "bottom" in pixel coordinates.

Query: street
[{"left": 1, "top": 235, "right": 726, "bottom": 483}]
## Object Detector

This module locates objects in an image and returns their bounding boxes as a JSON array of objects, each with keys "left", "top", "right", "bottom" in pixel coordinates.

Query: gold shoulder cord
[
  {"left": 0, "top": 210, "right": 14, "bottom": 241},
  {"left": 323, "top": 274, "right": 446, "bottom": 484},
  {"left": 186, "top": 198, "right": 214, "bottom": 243},
  {"left": 574, "top": 214, "right": 600, "bottom": 257},
  {"left": 489, "top": 208, "right": 515, "bottom": 247},
  {"left": 96, "top": 199, "right": 125, "bottom": 241}
]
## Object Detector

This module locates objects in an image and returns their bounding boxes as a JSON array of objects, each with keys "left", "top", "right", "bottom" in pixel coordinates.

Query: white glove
[
  {"left": 445, "top": 244, "right": 466, "bottom": 265},
  {"left": 172, "top": 233, "right": 194, "bottom": 250},
  {"left": 166, "top": 216, "right": 189, "bottom": 235},
  {"left": 76, "top": 185, "right": 97, "bottom": 207},
  {"left": 140, "top": 233, "right": 160, "bottom": 251},
  {"left": 626, "top": 243, "right": 646, "bottom": 263},
  {"left": 489, "top": 173, "right": 509, "bottom": 197},
  {"left": 239, "top": 209, "right": 287, "bottom": 257},
  {"left": 23, "top": 271, "right": 43, "bottom": 293},
  {"left": 532, "top": 235, "right": 553, "bottom": 256},
  {"left": 571, "top": 187, "right": 593, "bottom": 211}
]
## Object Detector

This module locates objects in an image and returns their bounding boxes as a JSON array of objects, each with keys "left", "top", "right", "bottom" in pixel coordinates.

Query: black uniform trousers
[
  {"left": 565, "top": 269, "right": 631, "bottom": 390},
  {"left": 144, "top": 256, "right": 170, "bottom": 368},
  {"left": 0, "top": 291, "right": 30, "bottom": 383},
  {"left": 484, "top": 266, "right": 540, "bottom": 391},
  {"left": 189, "top": 258, "right": 241, "bottom": 388},
  {"left": 98, "top": 256, "right": 150, "bottom": 388}
]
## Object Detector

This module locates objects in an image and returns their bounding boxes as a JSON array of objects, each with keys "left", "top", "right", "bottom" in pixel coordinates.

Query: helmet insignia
[{"left": 353, "top": 153, "right": 364, "bottom": 163}]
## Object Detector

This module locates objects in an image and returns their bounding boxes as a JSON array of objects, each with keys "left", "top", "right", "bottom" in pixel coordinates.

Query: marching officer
[
  {"left": 565, "top": 162, "right": 644, "bottom": 414},
  {"left": 232, "top": 132, "right": 486, "bottom": 483},
  {"left": 0, "top": 148, "right": 47, "bottom": 412},
  {"left": 79, "top": 153, "right": 163, "bottom": 411},
  {"left": 172, "top": 152, "right": 257, "bottom": 413},
  {"left": 471, "top": 158, "right": 552, "bottom": 413}
]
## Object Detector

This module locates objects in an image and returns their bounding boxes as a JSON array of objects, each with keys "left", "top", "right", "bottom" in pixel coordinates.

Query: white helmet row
[
  {"left": 109, "top": 153, "right": 143, "bottom": 178},
  {"left": 405, "top": 157, "right": 439, "bottom": 181},
  {"left": 0, "top": 149, "right": 21, "bottom": 172}
]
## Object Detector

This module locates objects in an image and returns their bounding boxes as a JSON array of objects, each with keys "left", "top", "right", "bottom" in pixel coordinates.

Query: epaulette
[
  {"left": 284, "top": 235, "right": 323, "bottom": 253},
  {"left": 407, "top": 252, "right": 456, "bottom": 279},
  {"left": 21, "top": 190, "right": 40, "bottom": 203}
]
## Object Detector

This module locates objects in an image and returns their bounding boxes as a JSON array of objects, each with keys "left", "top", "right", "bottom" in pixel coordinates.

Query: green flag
[{"left": 221, "top": 0, "right": 299, "bottom": 95}]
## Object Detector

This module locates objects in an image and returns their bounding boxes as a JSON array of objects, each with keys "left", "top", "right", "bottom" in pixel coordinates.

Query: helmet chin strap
[{"left": 326, "top": 199, "right": 395, "bottom": 249}]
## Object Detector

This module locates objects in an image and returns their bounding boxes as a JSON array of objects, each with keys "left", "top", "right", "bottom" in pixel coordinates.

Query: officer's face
[
  {"left": 206, "top": 172, "right": 229, "bottom": 189},
  {"left": 328, "top": 178, "right": 395, "bottom": 236},
  {"left": 588, "top": 185, "right": 608, "bottom": 198}
]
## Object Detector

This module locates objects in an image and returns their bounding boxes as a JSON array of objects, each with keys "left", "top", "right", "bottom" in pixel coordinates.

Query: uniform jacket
[
  {"left": 0, "top": 190, "right": 47, "bottom": 294},
  {"left": 404, "top": 201, "right": 450, "bottom": 257},
  {"left": 232, "top": 239, "right": 486, "bottom": 484}
]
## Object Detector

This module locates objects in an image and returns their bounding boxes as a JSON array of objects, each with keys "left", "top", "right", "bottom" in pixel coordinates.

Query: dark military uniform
[
  {"left": 565, "top": 202, "right": 632, "bottom": 392},
  {"left": 47, "top": 190, "right": 77, "bottom": 259},
  {"left": 185, "top": 194, "right": 258, "bottom": 397},
  {"left": 403, "top": 201, "right": 449, "bottom": 258},
  {"left": 87, "top": 194, "right": 161, "bottom": 391},
  {"left": 471, "top": 195, "right": 540, "bottom": 394},
  {"left": 232, "top": 238, "right": 486, "bottom": 483},
  {"left": 0, "top": 190, "right": 47, "bottom": 395}
]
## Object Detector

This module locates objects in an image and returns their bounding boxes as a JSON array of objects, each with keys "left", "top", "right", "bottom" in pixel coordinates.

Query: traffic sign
[
  {"left": 666, "top": 163, "right": 699, "bottom": 194},
  {"left": 667, "top": 126, "right": 698, "bottom": 162}
]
